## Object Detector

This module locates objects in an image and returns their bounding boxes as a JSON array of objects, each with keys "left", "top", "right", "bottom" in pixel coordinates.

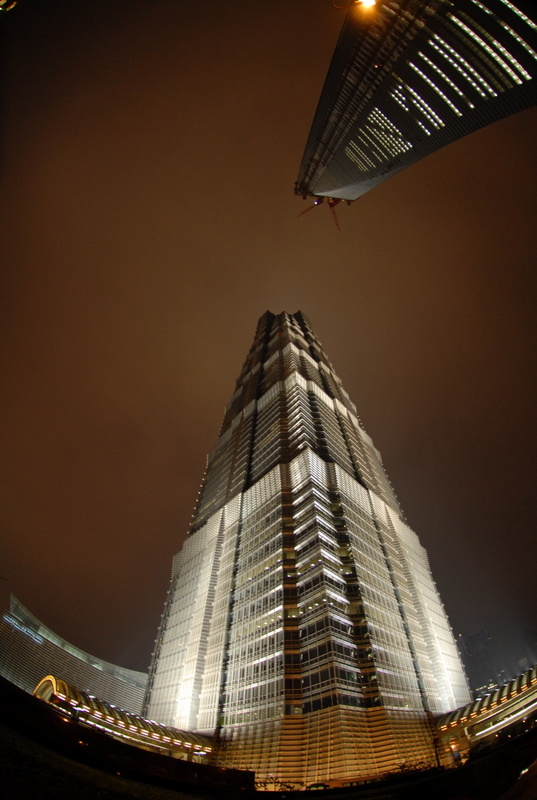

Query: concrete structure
[
  {"left": 296, "top": 0, "right": 537, "bottom": 203},
  {"left": 0, "top": 594, "right": 147, "bottom": 714},
  {"left": 145, "top": 311, "right": 470, "bottom": 787}
]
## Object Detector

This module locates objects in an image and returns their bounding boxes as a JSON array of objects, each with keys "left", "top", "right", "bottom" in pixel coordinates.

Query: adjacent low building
[
  {"left": 0, "top": 594, "right": 147, "bottom": 714},
  {"left": 34, "top": 674, "right": 213, "bottom": 762},
  {"left": 437, "top": 665, "right": 537, "bottom": 763}
]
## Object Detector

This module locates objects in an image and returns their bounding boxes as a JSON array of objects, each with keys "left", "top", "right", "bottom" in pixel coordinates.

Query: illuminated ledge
[{"left": 34, "top": 675, "right": 213, "bottom": 763}]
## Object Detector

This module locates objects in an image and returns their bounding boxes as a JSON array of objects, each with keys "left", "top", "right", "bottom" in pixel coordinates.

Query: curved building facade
[
  {"left": 145, "top": 311, "right": 470, "bottom": 787},
  {"left": 295, "top": 0, "right": 537, "bottom": 202},
  {"left": 0, "top": 594, "right": 147, "bottom": 714}
]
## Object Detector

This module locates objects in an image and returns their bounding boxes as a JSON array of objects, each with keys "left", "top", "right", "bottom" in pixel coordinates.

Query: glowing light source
[{"left": 333, "top": 0, "right": 375, "bottom": 8}]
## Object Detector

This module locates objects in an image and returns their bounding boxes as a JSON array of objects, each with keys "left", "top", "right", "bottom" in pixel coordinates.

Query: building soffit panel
[{"left": 296, "top": 0, "right": 537, "bottom": 201}]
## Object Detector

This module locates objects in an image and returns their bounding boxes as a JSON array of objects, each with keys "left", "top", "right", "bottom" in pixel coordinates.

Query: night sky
[{"left": 1, "top": 0, "right": 536, "bottom": 677}]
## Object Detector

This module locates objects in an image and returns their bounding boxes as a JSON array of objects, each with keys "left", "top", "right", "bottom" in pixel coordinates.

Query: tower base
[{"left": 212, "top": 707, "right": 438, "bottom": 789}]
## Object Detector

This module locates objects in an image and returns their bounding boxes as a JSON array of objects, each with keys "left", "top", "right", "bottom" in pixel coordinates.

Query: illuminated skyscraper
[
  {"left": 144, "top": 311, "right": 470, "bottom": 786},
  {"left": 296, "top": 0, "right": 537, "bottom": 203}
]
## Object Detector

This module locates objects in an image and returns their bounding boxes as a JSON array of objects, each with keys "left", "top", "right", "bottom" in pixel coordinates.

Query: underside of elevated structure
[{"left": 296, "top": 0, "right": 537, "bottom": 202}]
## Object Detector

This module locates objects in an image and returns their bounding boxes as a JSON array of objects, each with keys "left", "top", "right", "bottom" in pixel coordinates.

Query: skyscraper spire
[{"left": 144, "top": 311, "right": 470, "bottom": 787}]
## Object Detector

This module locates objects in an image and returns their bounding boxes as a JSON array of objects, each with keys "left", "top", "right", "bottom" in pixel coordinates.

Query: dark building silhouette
[
  {"left": 145, "top": 311, "right": 470, "bottom": 787},
  {"left": 296, "top": 0, "right": 537, "bottom": 202},
  {"left": 517, "top": 628, "right": 537, "bottom": 673},
  {"left": 457, "top": 629, "right": 510, "bottom": 697}
]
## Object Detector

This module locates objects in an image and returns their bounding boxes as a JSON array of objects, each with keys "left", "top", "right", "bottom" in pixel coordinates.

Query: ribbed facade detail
[{"left": 145, "top": 311, "right": 470, "bottom": 786}]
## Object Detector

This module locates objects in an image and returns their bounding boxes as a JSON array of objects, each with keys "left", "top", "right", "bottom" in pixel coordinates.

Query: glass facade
[
  {"left": 295, "top": 0, "right": 537, "bottom": 203},
  {"left": 144, "top": 311, "right": 471, "bottom": 786},
  {"left": 0, "top": 594, "right": 147, "bottom": 714}
]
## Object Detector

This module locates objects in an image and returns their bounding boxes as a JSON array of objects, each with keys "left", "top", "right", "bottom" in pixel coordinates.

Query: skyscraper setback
[{"left": 144, "top": 311, "right": 470, "bottom": 785}]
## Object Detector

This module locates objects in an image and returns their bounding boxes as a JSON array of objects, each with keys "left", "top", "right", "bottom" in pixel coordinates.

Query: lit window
[
  {"left": 498, "top": 0, "right": 537, "bottom": 31},
  {"left": 429, "top": 35, "right": 497, "bottom": 97},
  {"left": 417, "top": 51, "right": 475, "bottom": 108},
  {"left": 449, "top": 15, "right": 526, "bottom": 84},
  {"left": 408, "top": 62, "right": 463, "bottom": 115}
]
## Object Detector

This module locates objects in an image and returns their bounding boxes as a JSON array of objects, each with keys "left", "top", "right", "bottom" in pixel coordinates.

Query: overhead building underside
[{"left": 295, "top": 0, "right": 537, "bottom": 202}]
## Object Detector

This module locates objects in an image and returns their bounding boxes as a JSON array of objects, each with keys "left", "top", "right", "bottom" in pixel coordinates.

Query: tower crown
[{"left": 192, "top": 311, "right": 398, "bottom": 534}]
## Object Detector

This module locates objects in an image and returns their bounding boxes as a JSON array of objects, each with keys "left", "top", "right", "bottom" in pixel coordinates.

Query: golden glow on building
[{"left": 144, "top": 312, "right": 471, "bottom": 788}]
